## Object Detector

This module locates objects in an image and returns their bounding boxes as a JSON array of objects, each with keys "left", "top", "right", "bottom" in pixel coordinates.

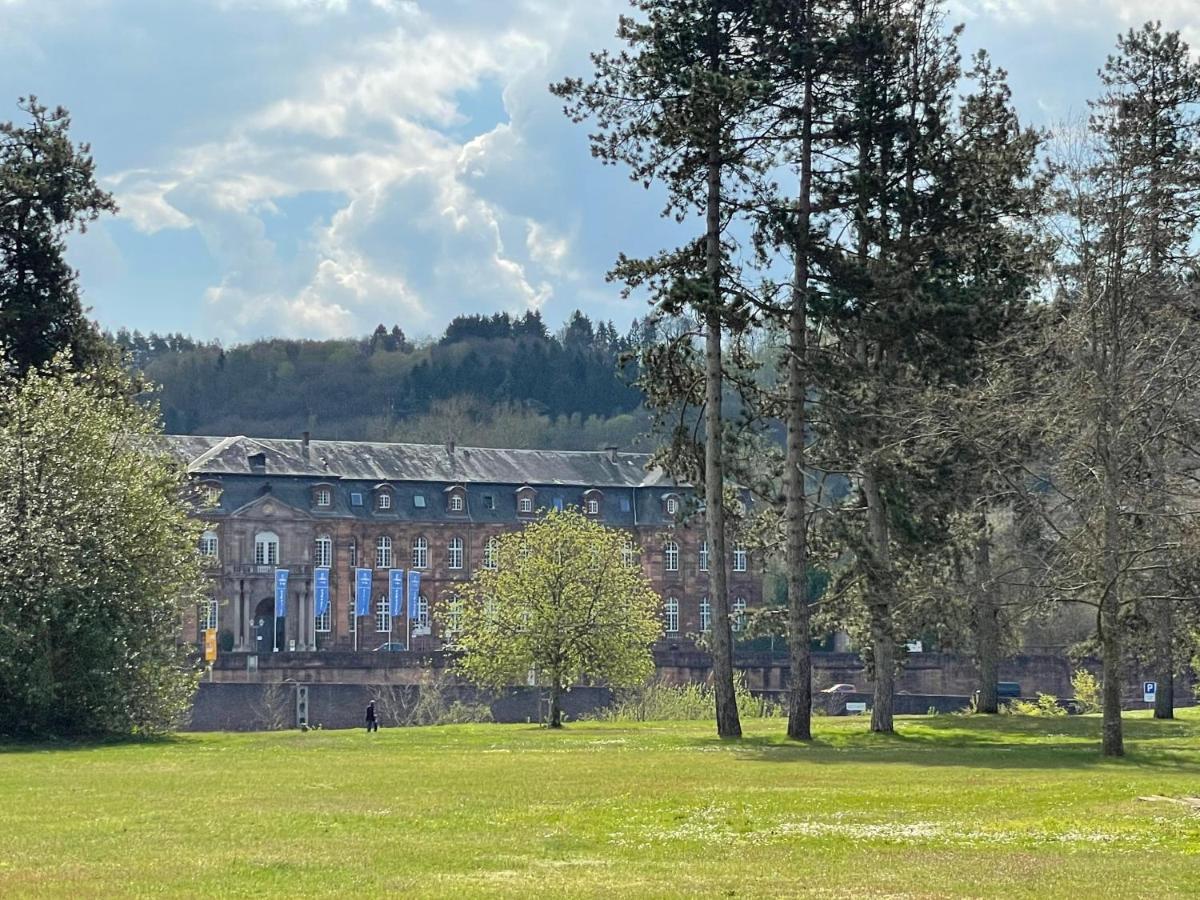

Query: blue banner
[
  {"left": 407, "top": 569, "right": 422, "bottom": 618},
  {"left": 355, "top": 567, "right": 372, "bottom": 617},
  {"left": 314, "top": 566, "right": 330, "bottom": 617},
  {"left": 274, "top": 568, "right": 289, "bottom": 618},
  {"left": 389, "top": 569, "right": 406, "bottom": 618}
]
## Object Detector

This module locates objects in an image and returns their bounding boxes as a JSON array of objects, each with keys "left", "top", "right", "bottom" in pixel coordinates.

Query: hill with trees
[{"left": 108, "top": 310, "right": 657, "bottom": 450}]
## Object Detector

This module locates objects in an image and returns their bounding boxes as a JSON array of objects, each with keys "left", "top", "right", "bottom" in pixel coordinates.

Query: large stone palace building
[{"left": 165, "top": 434, "right": 761, "bottom": 656}]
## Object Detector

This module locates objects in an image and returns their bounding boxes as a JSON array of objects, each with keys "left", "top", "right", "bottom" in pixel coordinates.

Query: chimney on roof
[
  {"left": 446, "top": 439, "right": 456, "bottom": 456},
  {"left": 301, "top": 431, "right": 311, "bottom": 460},
  {"left": 604, "top": 445, "right": 619, "bottom": 463}
]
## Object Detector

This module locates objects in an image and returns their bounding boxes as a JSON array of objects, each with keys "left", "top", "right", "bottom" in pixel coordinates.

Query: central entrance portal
[{"left": 253, "top": 597, "right": 286, "bottom": 652}]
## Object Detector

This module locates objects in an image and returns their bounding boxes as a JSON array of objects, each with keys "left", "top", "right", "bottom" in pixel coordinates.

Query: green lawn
[{"left": 2, "top": 711, "right": 1199, "bottom": 898}]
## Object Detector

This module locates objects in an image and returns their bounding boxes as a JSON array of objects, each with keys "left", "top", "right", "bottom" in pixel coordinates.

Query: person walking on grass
[{"left": 366, "top": 699, "right": 378, "bottom": 732}]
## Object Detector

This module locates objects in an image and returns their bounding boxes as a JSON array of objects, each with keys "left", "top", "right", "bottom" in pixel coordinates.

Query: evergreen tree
[{"left": 0, "top": 98, "right": 116, "bottom": 374}]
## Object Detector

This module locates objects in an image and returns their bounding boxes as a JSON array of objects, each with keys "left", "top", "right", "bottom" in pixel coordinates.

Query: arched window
[
  {"left": 375, "top": 597, "right": 391, "bottom": 633},
  {"left": 733, "top": 544, "right": 748, "bottom": 572},
  {"left": 199, "top": 530, "right": 219, "bottom": 559},
  {"left": 254, "top": 531, "right": 279, "bottom": 566},
  {"left": 664, "top": 540, "right": 679, "bottom": 572},
  {"left": 483, "top": 536, "right": 499, "bottom": 570},
  {"left": 519, "top": 496, "right": 533, "bottom": 513},
  {"left": 376, "top": 535, "right": 392, "bottom": 569},
  {"left": 447, "top": 537, "right": 464, "bottom": 570},
  {"left": 315, "top": 487, "right": 331, "bottom": 508},
  {"left": 700, "top": 597, "right": 711, "bottom": 632},
  {"left": 666, "top": 497, "right": 678, "bottom": 515},
  {"left": 664, "top": 597, "right": 679, "bottom": 634},
  {"left": 411, "top": 536, "right": 428, "bottom": 569},
  {"left": 378, "top": 492, "right": 392, "bottom": 511},
  {"left": 449, "top": 494, "right": 464, "bottom": 512},
  {"left": 621, "top": 539, "right": 636, "bottom": 567},
  {"left": 314, "top": 535, "right": 332, "bottom": 568},
  {"left": 587, "top": 498, "right": 599, "bottom": 515},
  {"left": 698, "top": 540, "right": 708, "bottom": 572},
  {"left": 732, "top": 597, "right": 747, "bottom": 632}
]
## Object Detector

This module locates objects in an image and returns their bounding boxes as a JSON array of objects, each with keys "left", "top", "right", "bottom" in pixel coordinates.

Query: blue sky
[{"left": 2, "top": 0, "right": 1198, "bottom": 344}]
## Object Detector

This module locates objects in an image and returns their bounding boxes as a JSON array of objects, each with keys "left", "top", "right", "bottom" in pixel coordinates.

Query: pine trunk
[
  {"left": 974, "top": 511, "right": 1000, "bottom": 714},
  {"left": 786, "top": 7, "right": 814, "bottom": 743},
  {"left": 1100, "top": 451, "right": 1124, "bottom": 757},
  {"left": 862, "top": 471, "right": 895, "bottom": 734},
  {"left": 703, "top": 86, "right": 741, "bottom": 741},
  {"left": 1153, "top": 598, "right": 1174, "bottom": 719}
]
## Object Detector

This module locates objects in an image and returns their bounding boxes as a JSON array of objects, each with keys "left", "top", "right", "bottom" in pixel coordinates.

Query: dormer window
[
  {"left": 248, "top": 451, "right": 266, "bottom": 471},
  {"left": 315, "top": 487, "right": 331, "bottom": 508},
  {"left": 378, "top": 493, "right": 392, "bottom": 511},
  {"left": 666, "top": 497, "right": 678, "bottom": 515},
  {"left": 516, "top": 486, "right": 537, "bottom": 516},
  {"left": 519, "top": 497, "right": 533, "bottom": 514},
  {"left": 446, "top": 486, "right": 466, "bottom": 513},
  {"left": 199, "top": 481, "right": 222, "bottom": 507},
  {"left": 450, "top": 495, "right": 464, "bottom": 512},
  {"left": 583, "top": 489, "right": 603, "bottom": 516}
]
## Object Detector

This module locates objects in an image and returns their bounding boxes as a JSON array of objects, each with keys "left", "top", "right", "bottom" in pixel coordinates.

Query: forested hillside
[{"left": 109, "top": 311, "right": 656, "bottom": 449}]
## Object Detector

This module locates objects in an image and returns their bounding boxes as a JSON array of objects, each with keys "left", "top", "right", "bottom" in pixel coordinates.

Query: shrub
[
  {"left": 591, "top": 674, "right": 782, "bottom": 722},
  {"left": 1005, "top": 693, "right": 1067, "bottom": 717},
  {"left": 1070, "top": 669, "right": 1101, "bottom": 713}
]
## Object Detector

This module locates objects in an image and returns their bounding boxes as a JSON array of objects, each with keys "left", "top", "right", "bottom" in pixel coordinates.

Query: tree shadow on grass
[
  {"left": 686, "top": 714, "right": 1200, "bottom": 771},
  {"left": 0, "top": 733, "right": 193, "bottom": 755}
]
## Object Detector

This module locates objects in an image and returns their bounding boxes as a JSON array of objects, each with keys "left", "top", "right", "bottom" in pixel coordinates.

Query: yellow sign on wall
[{"left": 203, "top": 629, "right": 217, "bottom": 662}]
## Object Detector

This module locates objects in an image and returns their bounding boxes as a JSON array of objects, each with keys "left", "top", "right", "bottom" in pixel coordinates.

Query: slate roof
[{"left": 158, "top": 435, "right": 677, "bottom": 489}]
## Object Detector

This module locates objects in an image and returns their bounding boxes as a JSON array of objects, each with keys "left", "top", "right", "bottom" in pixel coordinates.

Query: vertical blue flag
[
  {"left": 388, "top": 569, "right": 406, "bottom": 617},
  {"left": 314, "top": 566, "right": 330, "bottom": 617},
  {"left": 354, "top": 567, "right": 372, "bottom": 616},
  {"left": 407, "top": 569, "right": 422, "bottom": 618},
  {"left": 274, "top": 568, "right": 289, "bottom": 618}
]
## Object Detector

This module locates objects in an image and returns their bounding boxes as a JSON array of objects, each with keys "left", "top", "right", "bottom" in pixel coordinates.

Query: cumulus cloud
[{"left": 87, "top": 0, "right": 619, "bottom": 341}]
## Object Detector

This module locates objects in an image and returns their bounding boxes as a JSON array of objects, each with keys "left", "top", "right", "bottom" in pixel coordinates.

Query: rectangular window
[
  {"left": 414, "top": 494, "right": 427, "bottom": 509},
  {"left": 519, "top": 497, "right": 533, "bottom": 513},
  {"left": 733, "top": 546, "right": 748, "bottom": 572},
  {"left": 587, "top": 499, "right": 599, "bottom": 515},
  {"left": 483, "top": 494, "right": 495, "bottom": 510},
  {"left": 698, "top": 541, "right": 709, "bottom": 572},
  {"left": 314, "top": 537, "right": 332, "bottom": 568},
  {"left": 664, "top": 542, "right": 679, "bottom": 572},
  {"left": 376, "top": 598, "right": 391, "bottom": 633},
  {"left": 619, "top": 496, "right": 631, "bottom": 512},
  {"left": 315, "top": 608, "right": 331, "bottom": 633},
  {"left": 448, "top": 539, "right": 464, "bottom": 570},
  {"left": 200, "top": 598, "right": 218, "bottom": 631},
  {"left": 350, "top": 492, "right": 364, "bottom": 507},
  {"left": 199, "top": 532, "right": 218, "bottom": 558},
  {"left": 378, "top": 493, "right": 392, "bottom": 510},
  {"left": 348, "top": 540, "right": 358, "bottom": 567},
  {"left": 450, "top": 495, "right": 464, "bottom": 512},
  {"left": 315, "top": 488, "right": 331, "bottom": 507}
]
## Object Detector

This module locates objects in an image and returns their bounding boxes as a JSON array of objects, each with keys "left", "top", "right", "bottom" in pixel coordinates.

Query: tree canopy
[
  {"left": 0, "top": 359, "right": 204, "bottom": 737},
  {"left": 455, "top": 509, "right": 662, "bottom": 728}
]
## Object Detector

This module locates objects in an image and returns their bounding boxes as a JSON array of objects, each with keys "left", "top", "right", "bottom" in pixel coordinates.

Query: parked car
[
  {"left": 373, "top": 642, "right": 406, "bottom": 652},
  {"left": 821, "top": 683, "right": 857, "bottom": 694}
]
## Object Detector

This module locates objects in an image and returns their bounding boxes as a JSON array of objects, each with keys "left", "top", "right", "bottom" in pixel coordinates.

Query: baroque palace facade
[{"left": 165, "top": 434, "right": 761, "bottom": 656}]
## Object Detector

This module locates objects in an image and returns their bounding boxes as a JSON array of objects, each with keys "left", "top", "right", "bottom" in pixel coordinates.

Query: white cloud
[{"left": 99, "top": 4, "right": 573, "bottom": 340}]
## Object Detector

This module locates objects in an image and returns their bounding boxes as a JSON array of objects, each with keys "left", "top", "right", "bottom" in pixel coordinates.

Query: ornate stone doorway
[{"left": 253, "top": 597, "right": 286, "bottom": 652}]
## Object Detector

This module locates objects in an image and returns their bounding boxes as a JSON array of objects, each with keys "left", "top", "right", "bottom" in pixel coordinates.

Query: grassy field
[{"left": 2, "top": 711, "right": 1199, "bottom": 898}]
